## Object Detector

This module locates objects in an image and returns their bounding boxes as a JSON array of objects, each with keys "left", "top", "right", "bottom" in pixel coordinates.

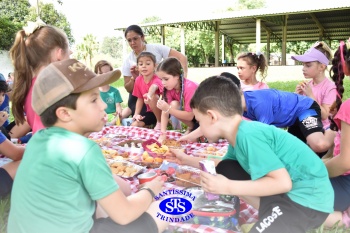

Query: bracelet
[
  {"left": 164, "top": 105, "right": 172, "bottom": 113},
  {"left": 139, "top": 187, "right": 155, "bottom": 199}
]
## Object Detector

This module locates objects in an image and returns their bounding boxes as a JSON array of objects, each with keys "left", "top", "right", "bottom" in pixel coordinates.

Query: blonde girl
[{"left": 236, "top": 52, "right": 269, "bottom": 91}]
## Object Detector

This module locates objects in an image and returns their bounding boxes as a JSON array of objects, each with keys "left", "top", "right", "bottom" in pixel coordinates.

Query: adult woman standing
[{"left": 121, "top": 24, "right": 188, "bottom": 122}]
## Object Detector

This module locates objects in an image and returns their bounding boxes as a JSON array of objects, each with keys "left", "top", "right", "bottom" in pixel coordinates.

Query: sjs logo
[{"left": 159, "top": 197, "right": 192, "bottom": 215}]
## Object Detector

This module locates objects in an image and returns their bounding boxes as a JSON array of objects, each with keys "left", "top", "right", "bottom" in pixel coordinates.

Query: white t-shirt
[{"left": 122, "top": 44, "right": 171, "bottom": 77}]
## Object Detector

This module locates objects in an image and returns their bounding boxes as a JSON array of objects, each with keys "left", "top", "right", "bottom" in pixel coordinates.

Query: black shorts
[
  {"left": 128, "top": 93, "right": 147, "bottom": 116},
  {"left": 287, "top": 101, "right": 324, "bottom": 143},
  {"left": 216, "top": 160, "right": 329, "bottom": 233},
  {"left": 0, "top": 167, "right": 13, "bottom": 198},
  {"left": 90, "top": 212, "right": 158, "bottom": 233},
  {"left": 141, "top": 111, "right": 157, "bottom": 126},
  {"left": 250, "top": 194, "right": 329, "bottom": 233}
]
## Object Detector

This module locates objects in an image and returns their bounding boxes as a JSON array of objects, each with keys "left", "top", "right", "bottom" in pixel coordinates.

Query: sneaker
[
  {"left": 154, "top": 122, "right": 161, "bottom": 130},
  {"left": 342, "top": 206, "right": 350, "bottom": 227}
]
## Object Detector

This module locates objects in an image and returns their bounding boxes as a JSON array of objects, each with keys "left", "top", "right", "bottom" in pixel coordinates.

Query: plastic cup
[{"left": 137, "top": 172, "right": 157, "bottom": 184}]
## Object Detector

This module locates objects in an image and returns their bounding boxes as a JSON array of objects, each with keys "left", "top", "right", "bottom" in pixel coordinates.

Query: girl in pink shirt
[
  {"left": 9, "top": 19, "right": 71, "bottom": 134},
  {"left": 323, "top": 39, "right": 350, "bottom": 228},
  {"left": 156, "top": 57, "right": 198, "bottom": 142},
  {"left": 236, "top": 52, "right": 269, "bottom": 91},
  {"left": 292, "top": 41, "right": 337, "bottom": 129},
  {"left": 132, "top": 52, "right": 163, "bottom": 129}
]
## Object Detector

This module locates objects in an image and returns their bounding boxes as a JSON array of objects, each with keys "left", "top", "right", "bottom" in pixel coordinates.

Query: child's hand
[
  {"left": 143, "top": 93, "right": 152, "bottom": 104},
  {"left": 200, "top": 171, "right": 229, "bottom": 194},
  {"left": 143, "top": 176, "right": 164, "bottom": 196},
  {"left": 133, "top": 115, "right": 145, "bottom": 122},
  {"left": 158, "top": 133, "right": 166, "bottom": 143},
  {"left": 300, "top": 82, "right": 313, "bottom": 96},
  {"left": 168, "top": 148, "right": 188, "bottom": 165},
  {"left": 0, "top": 111, "right": 8, "bottom": 125},
  {"left": 178, "top": 133, "right": 197, "bottom": 143},
  {"left": 156, "top": 99, "right": 170, "bottom": 112}
]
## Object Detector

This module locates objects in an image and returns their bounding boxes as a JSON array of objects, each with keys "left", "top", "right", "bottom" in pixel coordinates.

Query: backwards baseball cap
[
  {"left": 32, "top": 59, "right": 121, "bottom": 115},
  {"left": 291, "top": 47, "right": 329, "bottom": 65},
  {"left": 0, "top": 73, "right": 5, "bottom": 82}
]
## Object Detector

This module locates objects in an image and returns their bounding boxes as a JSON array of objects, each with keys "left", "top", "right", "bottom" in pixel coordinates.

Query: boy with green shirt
[
  {"left": 171, "top": 76, "right": 333, "bottom": 232},
  {"left": 8, "top": 59, "right": 168, "bottom": 233}
]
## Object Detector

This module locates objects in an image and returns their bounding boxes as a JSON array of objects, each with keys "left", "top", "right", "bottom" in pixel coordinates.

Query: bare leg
[{"left": 2, "top": 160, "right": 21, "bottom": 179}]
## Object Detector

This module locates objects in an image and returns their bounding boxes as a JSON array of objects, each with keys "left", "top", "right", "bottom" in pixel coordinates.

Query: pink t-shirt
[
  {"left": 241, "top": 81, "right": 269, "bottom": 91},
  {"left": 24, "top": 77, "right": 45, "bottom": 134},
  {"left": 166, "top": 78, "right": 198, "bottom": 112},
  {"left": 132, "top": 74, "right": 163, "bottom": 112},
  {"left": 333, "top": 99, "right": 350, "bottom": 175},
  {"left": 305, "top": 78, "right": 337, "bottom": 128}
]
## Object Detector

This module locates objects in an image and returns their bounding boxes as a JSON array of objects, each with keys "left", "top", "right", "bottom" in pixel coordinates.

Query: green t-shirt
[
  {"left": 223, "top": 120, "right": 333, "bottom": 213},
  {"left": 8, "top": 127, "right": 119, "bottom": 233},
  {"left": 100, "top": 86, "right": 123, "bottom": 115}
]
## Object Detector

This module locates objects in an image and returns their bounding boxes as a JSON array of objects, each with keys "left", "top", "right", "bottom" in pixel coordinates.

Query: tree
[
  {"left": 0, "top": 18, "right": 22, "bottom": 51},
  {"left": 100, "top": 36, "right": 123, "bottom": 59},
  {"left": 75, "top": 34, "right": 99, "bottom": 68},
  {"left": 26, "top": 2, "right": 74, "bottom": 45},
  {"left": 0, "top": 0, "right": 30, "bottom": 23}
]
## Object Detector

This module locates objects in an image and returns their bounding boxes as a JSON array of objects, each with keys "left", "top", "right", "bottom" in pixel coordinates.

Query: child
[
  {"left": 156, "top": 57, "right": 198, "bottom": 142},
  {"left": 9, "top": 19, "right": 71, "bottom": 134},
  {"left": 292, "top": 41, "right": 337, "bottom": 129},
  {"left": 236, "top": 52, "right": 269, "bottom": 91},
  {"left": 323, "top": 39, "right": 350, "bottom": 228},
  {"left": 94, "top": 60, "right": 123, "bottom": 125},
  {"left": 132, "top": 52, "right": 163, "bottom": 129},
  {"left": 8, "top": 59, "right": 168, "bottom": 233},
  {"left": 171, "top": 76, "right": 333, "bottom": 232}
]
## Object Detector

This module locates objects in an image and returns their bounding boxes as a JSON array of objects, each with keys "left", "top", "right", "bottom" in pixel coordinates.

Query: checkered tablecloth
[{"left": 89, "top": 126, "right": 259, "bottom": 233}]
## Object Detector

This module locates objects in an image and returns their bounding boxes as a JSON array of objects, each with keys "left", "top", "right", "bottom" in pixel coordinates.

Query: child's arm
[
  {"left": 158, "top": 111, "right": 169, "bottom": 143},
  {"left": 145, "top": 84, "right": 159, "bottom": 100},
  {"left": 97, "top": 176, "right": 164, "bottom": 225},
  {"left": 115, "top": 103, "right": 122, "bottom": 116},
  {"left": 132, "top": 98, "right": 145, "bottom": 121},
  {"left": 201, "top": 167, "right": 292, "bottom": 197},
  {"left": 179, "top": 127, "right": 203, "bottom": 142},
  {"left": 0, "top": 139, "right": 25, "bottom": 161},
  {"left": 169, "top": 148, "right": 221, "bottom": 168}
]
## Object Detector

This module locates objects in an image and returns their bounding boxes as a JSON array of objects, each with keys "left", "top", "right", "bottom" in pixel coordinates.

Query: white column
[
  {"left": 180, "top": 27, "right": 185, "bottom": 55},
  {"left": 221, "top": 34, "right": 225, "bottom": 63},
  {"left": 256, "top": 19, "right": 261, "bottom": 53}
]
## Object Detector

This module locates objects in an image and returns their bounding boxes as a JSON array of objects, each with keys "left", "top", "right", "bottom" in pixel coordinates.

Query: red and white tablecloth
[{"left": 90, "top": 126, "right": 259, "bottom": 233}]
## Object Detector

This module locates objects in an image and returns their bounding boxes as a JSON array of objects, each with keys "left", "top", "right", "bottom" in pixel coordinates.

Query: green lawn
[{"left": 1, "top": 78, "right": 350, "bottom": 233}]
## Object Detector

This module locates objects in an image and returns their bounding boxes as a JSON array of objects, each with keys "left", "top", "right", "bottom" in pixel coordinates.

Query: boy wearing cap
[
  {"left": 8, "top": 59, "right": 168, "bottom": 233},
  {"left": 171, "top": 76, "right": 333, "bottom": 232}
]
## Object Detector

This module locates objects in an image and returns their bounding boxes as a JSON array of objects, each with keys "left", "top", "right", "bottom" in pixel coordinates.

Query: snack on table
[
  {"left": 162, "top": 139, "right": 182, "bottom": 148},
  {"left": 108, "top": 161, "right": 144, "bottom": 178},
  {"left": 193, "top": 146, "right": 227, "bottom": 159},
  {"left": 175, "top": 165, "right": 201, "bottom": 187}
]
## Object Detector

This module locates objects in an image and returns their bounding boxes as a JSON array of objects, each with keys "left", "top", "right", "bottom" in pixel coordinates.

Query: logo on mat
[{"left": 155, "top": 189, "right": 196, "bottom": 222}]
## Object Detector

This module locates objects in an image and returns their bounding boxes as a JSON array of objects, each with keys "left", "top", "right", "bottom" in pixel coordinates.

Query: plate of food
[{"left": 108, "top": 160, "right": 145, "bottom": 179}]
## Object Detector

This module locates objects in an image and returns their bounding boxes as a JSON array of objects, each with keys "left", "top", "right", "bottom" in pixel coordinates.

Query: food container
[
  {"left": 117, "top": 140, "right": 144, "bottom": 154},
  {"left": 108, "top": 160, "right": 145, "bottom": 179},
  {"left": 184, "top": 187, "right": 240, "bottom": 231},
  {"left": 137, "top": 172, "right": 158, "bottom": 184},
  {"left": 175, "top": 165, "right": 201, "bottom": 187},
  {"left": 142, "top": 139, "right": 169, "bottom": 158},
  {"left": 192, "top": 145, "right": 227, "bottom": 160}
]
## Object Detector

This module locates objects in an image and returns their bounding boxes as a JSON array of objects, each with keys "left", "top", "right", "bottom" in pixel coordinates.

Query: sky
[{"left": 28, "top": 0, "right": 329, "bottom": 44}]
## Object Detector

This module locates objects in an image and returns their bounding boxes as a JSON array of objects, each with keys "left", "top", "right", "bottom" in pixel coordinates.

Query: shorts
[
  {"left": 330, "top": 174, "right": 350, "bottom": 211},
  {"left": 140, "top": 111, "right": 157, "bottom": 126},
  {"left": 250, "top": 194, "right": 329, "bottom": 233},
  {"left": 0, "top": 167, "right": 13, "bottom": 198},
  {"left": 216, "top": 160, "right": 328, "bottom": 233},
  {"left": 287, "top": 101, "right": 324, "bottom": 143},
  {"left": 128, "top": 93, "right": 147, "bottom": 116},
  {"left": 90, "top": 212, "right": 158, "bottom": 233}
]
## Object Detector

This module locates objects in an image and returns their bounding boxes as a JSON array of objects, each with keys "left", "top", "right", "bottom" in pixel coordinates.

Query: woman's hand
[
  {"left": 130, "top": 65, "right": 139, "bottom": 79},
  {"left": 141, "top": 176, "right": 165, "bottom": 196},
  {"left": 157, "top": 99, "right": 170, "bottom": 112}
]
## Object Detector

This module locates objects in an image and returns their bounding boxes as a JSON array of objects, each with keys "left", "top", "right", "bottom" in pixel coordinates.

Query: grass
[{"left": 1, "top": 78, "right": 350, "bottom": 233}]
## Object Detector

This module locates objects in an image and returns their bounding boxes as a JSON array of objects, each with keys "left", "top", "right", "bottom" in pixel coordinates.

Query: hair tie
[{"left": 23, "top": 18, "right": 46, "bottom": 37}]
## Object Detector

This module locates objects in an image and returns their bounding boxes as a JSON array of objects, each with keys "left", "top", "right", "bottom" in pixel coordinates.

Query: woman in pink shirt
[
  {"left": 9, "top": 19, "right": 71, "bottom": 134},
  {"left": 132, "top": 52, "right": 163, "bottom": 129},
  {"left": 292, "top": 41, "right": 337, "bottom": 129},
  {"left": 236, "top": 52, "right": 269, "bottom": 91},
  {"left": 156, "top": 57, "right": 198, "bottom": 142}
]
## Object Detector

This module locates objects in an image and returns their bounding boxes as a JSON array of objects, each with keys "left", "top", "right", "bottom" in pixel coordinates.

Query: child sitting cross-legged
[
  {"left": 170, "top": 76, "right": 334, "bottom": 233},
  {"left": 7, "top": 59, "right": 168, "bottom": 233}
]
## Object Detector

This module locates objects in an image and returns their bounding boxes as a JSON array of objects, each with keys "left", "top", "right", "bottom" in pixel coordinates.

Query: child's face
[
  {"left": 68, "top": 87, "right": 107, "bottom": 135},
  {"left": 157, "top": 70, "right": 179, "bottom": 90},
  {"left": 99, "top": 65, "right": 112, "bottom": 74},
  {"left": 0, "top": 92, "right": 5, "bottom": 105},
  {"left": 236, "top": 59, "right": 256, "bottom": 81},
  {"left": 193, "top": 109, "right": 221, "bottom": 143},
  {"left": 137, "top": 57, "right": 155, "bottom": 77},
  {"left": 301, "top": 62, "right": 324, "bottom": 79}
]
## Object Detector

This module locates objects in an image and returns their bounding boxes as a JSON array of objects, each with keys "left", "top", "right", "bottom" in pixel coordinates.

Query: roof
[{"left": 115, "top": 2, "right": 350, "bottom": 44}]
